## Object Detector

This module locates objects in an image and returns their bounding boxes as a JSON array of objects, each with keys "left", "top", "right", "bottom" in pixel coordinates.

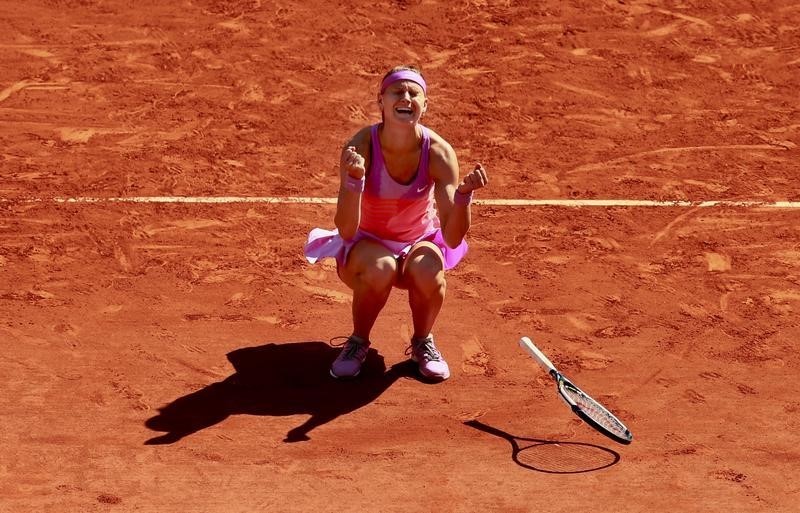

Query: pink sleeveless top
[
  {"left": 359, "top": 124, "right": 439, "bottom": 242},
  {"left": 304, "top": 123, "right": 468, "bottom": 271}
]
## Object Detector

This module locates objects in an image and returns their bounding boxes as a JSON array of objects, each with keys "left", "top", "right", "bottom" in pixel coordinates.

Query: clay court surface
[{"left": 2, "top": 1, "right": 800, "bottom": 511}]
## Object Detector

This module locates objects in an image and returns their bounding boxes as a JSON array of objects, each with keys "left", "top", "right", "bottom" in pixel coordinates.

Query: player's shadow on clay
[
  {"left": 144, "top": 341, "right": 417, "bottom": 444},
  {"left": 464, "top": 420, "right": 620, "bottom": 474}
]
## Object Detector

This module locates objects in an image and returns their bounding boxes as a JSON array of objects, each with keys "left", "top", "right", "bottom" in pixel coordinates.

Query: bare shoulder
[
  {"left": 425, "top": 127, "right": 459, "bottom": 180},
  {"left": 344, "top": 125, "right": 372, "bottom": 154},
  {"left": 425, "top": 127, "right": 455, "bottom": 159}
]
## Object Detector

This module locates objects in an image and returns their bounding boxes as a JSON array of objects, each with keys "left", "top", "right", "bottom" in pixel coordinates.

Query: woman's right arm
[{"left": 334, "top": 128, "right": 370, "bottom": 240}]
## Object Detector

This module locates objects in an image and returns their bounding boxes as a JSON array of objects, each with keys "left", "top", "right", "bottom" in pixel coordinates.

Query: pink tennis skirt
[{"left": 304, "top": 227, "right": 468, "bottom": 270}]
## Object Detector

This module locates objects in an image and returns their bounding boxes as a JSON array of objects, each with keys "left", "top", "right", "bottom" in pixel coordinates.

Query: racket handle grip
[{"left": 519, "top": 336, "right": 557, "bottom": 373}]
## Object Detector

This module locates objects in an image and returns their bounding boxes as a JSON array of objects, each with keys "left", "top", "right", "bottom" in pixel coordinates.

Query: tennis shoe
[
  {"left": 330, "top": 335, "right": 370, "bottom": 378},
  {"left": 409, "top": 334, "right": 450, "bottom": 381}
]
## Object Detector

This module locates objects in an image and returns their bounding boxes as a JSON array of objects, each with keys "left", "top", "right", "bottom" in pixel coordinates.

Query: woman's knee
[
  {"left": 342, "top": 241, "right": 398, "bottom": 290},
  {"left": 357, "top": 257, "right": 398, "bottom": 290},
  {"left": 403, "top": 256, "right": 445, "bottom": 296}
]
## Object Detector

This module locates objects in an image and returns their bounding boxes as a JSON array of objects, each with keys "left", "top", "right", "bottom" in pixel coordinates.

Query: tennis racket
[{"left": 519, "top": 336, "right": 633, "bottom": 445}]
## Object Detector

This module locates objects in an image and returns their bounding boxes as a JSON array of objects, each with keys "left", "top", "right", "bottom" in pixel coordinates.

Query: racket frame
[{"left": 519, "top": 336, "right": 633, "bottom": 445}]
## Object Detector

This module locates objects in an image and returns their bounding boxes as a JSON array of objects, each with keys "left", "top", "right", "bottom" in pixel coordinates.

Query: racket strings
[{"left": 564, "top": 386, "right": 629, "bottom": 438}]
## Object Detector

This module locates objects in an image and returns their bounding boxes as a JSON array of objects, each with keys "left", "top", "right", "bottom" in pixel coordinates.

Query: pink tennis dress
[{"left": 304, "top": 124, "right": 468, "bottom": 270}]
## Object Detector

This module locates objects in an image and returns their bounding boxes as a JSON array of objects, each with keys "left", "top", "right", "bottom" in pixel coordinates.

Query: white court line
[{"left": 3, "top": 196, "right": 800, "bottom": 208}]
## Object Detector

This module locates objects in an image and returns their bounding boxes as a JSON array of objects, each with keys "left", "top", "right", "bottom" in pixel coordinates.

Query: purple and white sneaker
[
  {"left": 409, "top": 334, "right": 450, "bottom": 381},
  {"left": 330, "top": 335, "right": 370, "bottom": 378}
]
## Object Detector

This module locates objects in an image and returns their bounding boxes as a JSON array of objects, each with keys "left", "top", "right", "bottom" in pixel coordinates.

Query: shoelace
[
  {"left": 407, "top": 338, "right": 442, "bottom": 361},
  {"left": 330, "top": 336, "right": 368, "bottom": 361}
]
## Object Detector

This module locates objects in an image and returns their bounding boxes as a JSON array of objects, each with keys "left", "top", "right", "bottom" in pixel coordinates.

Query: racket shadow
[
  {"left": 464, "top": 420, "right": 620, "bottom": 474},
  {"left": 144, "top": 340, "right": 417, "bottom": 444}
]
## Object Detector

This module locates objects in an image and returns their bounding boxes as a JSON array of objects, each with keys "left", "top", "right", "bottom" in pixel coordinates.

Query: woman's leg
[
  {"left": 399, "top": 241, "right": 450, "bottom": 381},
  {"left": 400, "top": 241, "right": 446, "bottom": 339},
  {"left": 339, "top": 239, "right": 399, "bottom": 340}
]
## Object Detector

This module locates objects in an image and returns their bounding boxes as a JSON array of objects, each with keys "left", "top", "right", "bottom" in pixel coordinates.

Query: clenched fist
[
  {"left": 341, "top": 146, "right": 366, "bottom": 179},
  {"left": 456, "top": 163, "right": 488, "bottom": 194}
]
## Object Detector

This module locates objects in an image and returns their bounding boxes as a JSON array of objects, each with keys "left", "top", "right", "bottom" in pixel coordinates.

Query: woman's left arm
[{"left": 430, "top": 139, "right": 488, "bottom": 248}]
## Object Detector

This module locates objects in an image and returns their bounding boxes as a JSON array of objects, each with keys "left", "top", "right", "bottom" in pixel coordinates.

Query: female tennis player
[{"left": 304, "top": 65, "right": 488, "bottom": 381}]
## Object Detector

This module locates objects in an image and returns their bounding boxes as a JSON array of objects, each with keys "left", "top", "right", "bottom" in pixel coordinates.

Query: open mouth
[{"left": 395, "top": 106, "right": 413, "bottom": 115}]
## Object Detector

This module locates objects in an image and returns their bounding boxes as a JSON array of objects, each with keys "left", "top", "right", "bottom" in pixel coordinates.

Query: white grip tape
[{"left": 519, "top": 336, "right": 557, "bottom": 373}]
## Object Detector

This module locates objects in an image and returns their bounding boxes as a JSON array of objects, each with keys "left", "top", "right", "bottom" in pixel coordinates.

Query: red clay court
[{"left": 1, "top": 1, "right": 799, "bottom": 512}]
